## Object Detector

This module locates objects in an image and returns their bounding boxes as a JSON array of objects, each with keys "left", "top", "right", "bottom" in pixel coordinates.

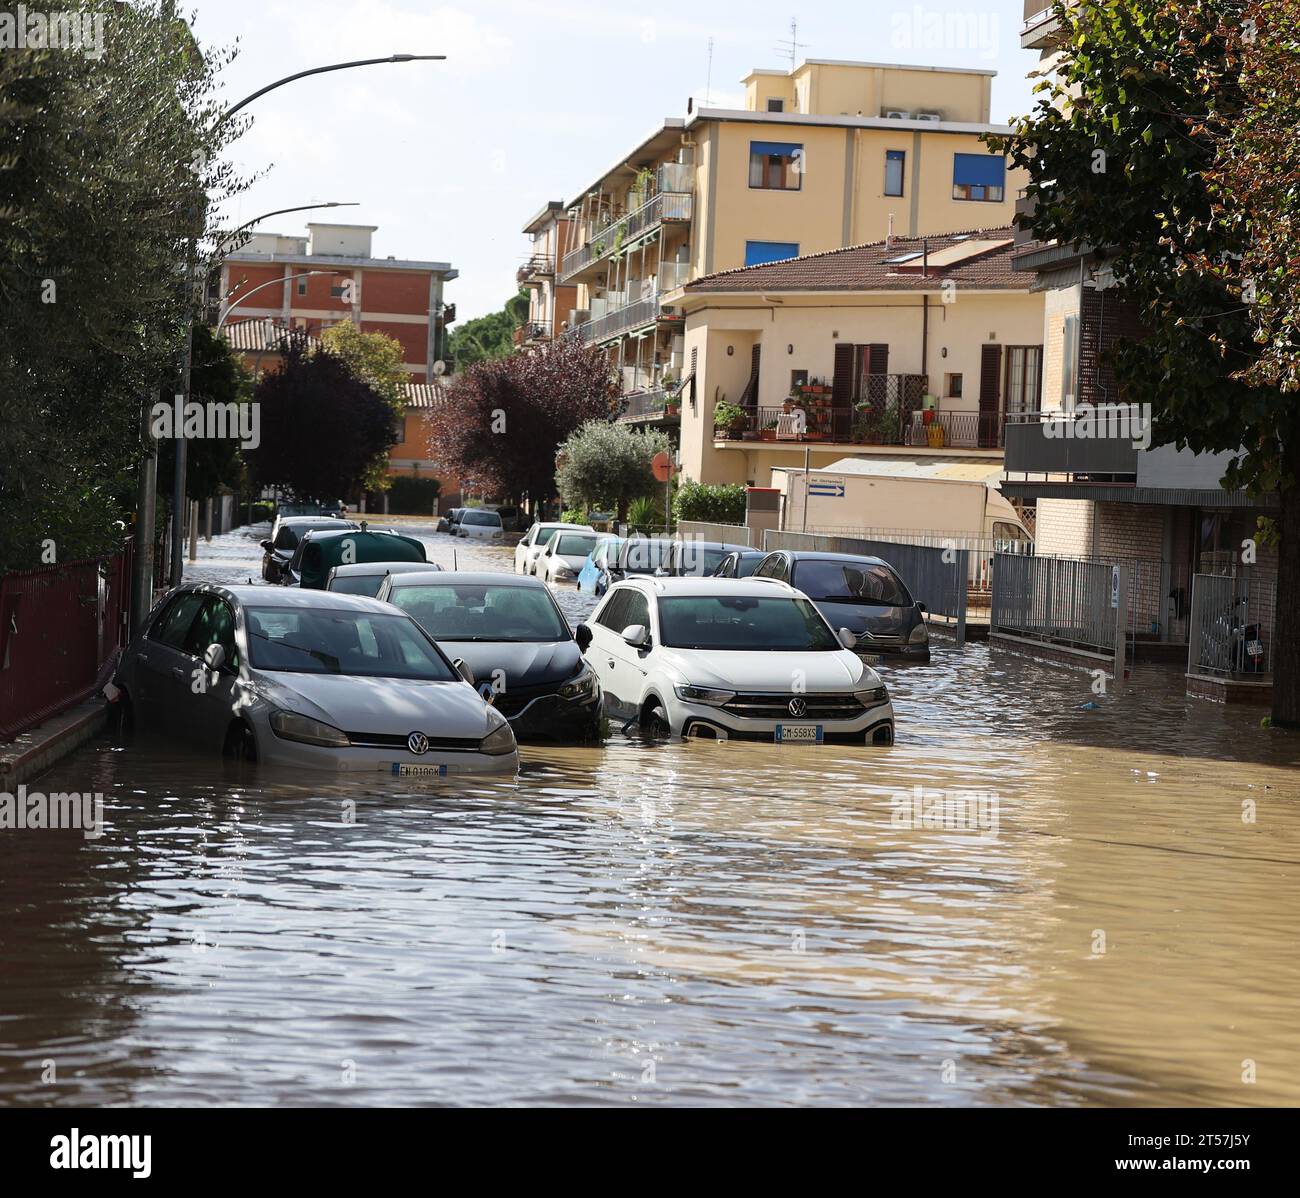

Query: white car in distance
[
  {"left": 538, "top": 531, "right": 605, "bottom": 586},
  {"left": 514, "top": 522, "right": 595, "bottom": 576},
  {"left": 575, "top": 577, "right": 894, "bottom": 746},
  {"left": 458, "top": 509, "right": 504, "bottom": 542}
]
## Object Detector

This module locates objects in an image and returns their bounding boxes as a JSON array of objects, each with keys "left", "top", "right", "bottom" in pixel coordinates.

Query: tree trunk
[{"left": 1272, "top": 442, "right": 1300, "bottom": 727}]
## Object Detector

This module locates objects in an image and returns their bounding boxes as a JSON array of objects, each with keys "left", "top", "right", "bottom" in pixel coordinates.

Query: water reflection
[{"left": 0, "top": 522, "right": 1297, "bottom": 1106}]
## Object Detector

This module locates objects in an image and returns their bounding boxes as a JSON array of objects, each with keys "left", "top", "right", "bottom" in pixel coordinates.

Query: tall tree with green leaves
[
  {"left": 992, "top": 0, "right": 1300, "bottom": 726},
  {"left": 320, "top": 322, "right": 409, "bottom": 493},
  {"left": 556, "top": 421, "right": 669, "bottom": 523},
  {"left": 448, "top": 290, "right": 530, "bottom": 369},
  {"left": 0, "top": 1, "right": 248, "bottom": 571}
]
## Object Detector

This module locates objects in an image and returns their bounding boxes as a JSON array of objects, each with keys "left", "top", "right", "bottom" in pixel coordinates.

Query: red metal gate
[{"left": 0, "top": 545, "right": 133, "bottom": 743}]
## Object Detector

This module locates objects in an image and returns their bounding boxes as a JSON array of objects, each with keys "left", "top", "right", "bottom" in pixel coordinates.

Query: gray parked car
[
  {"left": 325, "top": 561, "right": 442, "bottom": 598},
  {"left": 111, "top": 584, "right": 518, "bottom": 774}
]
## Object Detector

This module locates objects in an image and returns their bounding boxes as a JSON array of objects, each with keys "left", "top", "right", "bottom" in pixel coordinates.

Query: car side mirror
[
  {"left": 916, "top": 602, "right": 927, "bottom": 614},
  {"left": 260, "top": 540, "right": 273, "bottom": 552},
  {"left": 622, "top": 624, "right": 651, "bottom": 649},
  {"left": 453, "top": 658, "right": 476, "bottom": 687},
  {"left": 838, "top": 628, "right": 858, "bottom": 651},
  {"left": 203, "top": 643, "right": 227, "bottom": 673},
  {"left": 575, "top": 624, "right": 593, "bottom": 652}
]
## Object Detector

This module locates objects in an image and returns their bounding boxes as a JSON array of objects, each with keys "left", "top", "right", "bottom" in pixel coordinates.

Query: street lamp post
[{"left": 157, "top": 49, "right": 445, "bottom": 595}]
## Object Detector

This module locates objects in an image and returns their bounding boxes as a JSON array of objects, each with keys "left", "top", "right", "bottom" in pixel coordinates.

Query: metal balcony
[
  {"left": 559, "top": 187, "right": 695, "bottom": 282},
  {"left": 1003, "top": 410, "right": 1139, "bottom": 478}
]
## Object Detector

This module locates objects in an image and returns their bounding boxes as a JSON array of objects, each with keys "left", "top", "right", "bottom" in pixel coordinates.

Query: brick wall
[
  {"left": 1034, "top": 497, "right": 1094, "bottom": 556},
  {"left": 1094, "top": 502, "right": 1166, "bottom": 560}
]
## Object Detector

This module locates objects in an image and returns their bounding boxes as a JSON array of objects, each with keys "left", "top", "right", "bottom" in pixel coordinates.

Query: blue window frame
[
  {"left": 884, "top": 150, "right": 906, "bottom": 197},
  {"left": 749, "top": 141, "right": 804, "bottom": 190},
  {"left": 744, "top": 241, "right": 800, "bottom": 267},
  {"left": 952, "top": 153, "right": 1006, "bottom": 202}
]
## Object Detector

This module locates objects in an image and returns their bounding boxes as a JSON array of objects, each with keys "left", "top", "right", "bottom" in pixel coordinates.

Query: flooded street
[{"left": 2, "top": 521, "right": 1298, "bottom": 1107}]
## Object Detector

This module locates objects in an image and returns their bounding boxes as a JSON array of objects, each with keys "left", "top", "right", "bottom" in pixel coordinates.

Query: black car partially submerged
[{"left": 752, "top": 550, "right": 930, "bottom": 662}]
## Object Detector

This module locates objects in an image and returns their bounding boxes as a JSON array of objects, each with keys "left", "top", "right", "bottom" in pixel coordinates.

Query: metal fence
[
  {"left": 763, "top": 529, "right": 969, "bottom": 643},
  {"left": 991, "top": 552, "right": 1119, "bottom": 653},
  {"left": 0, "top": 547, "right": 133, "bottom": 743},
  {"left": 1187, "top": 570, "right": 1276, "bottom": 678}
]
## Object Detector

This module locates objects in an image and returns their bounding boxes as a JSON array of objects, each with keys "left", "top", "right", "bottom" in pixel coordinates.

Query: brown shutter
[
  {"left": 979, "top": 344, "right": 1003, "bottom": 448},
  {"left": 832, "top": 343, "right": 855, "bottom": 405},
  {"left": 740, "top": 344, "right": 762, "bottom": 407},
  {"left": 867, "top": 344, "right": 890, "bottom": 375}
]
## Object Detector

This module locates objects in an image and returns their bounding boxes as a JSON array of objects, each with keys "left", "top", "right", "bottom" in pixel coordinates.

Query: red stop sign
[{"left": 652, "top": 451, "right": 673, "bottom": 483}]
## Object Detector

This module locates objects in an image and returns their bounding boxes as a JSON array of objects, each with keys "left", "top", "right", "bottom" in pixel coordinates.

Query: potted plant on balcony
[
  {"left": 713, "top": 398, "right": 745, "bottom": 439},
  {"left": 759, "top": 419, "right": 779, "bottom": 441}
]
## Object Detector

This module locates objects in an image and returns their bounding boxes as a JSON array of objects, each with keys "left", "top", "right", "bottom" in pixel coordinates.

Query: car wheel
[
  {"left": 110, "top": 690, "right": 135, "bottom": 744},
  {"left": 223, "top": 722, "right": 258, "bottom": 762},
  {"left": 639, "top": 699, "right": 671, "bottom": 739}
]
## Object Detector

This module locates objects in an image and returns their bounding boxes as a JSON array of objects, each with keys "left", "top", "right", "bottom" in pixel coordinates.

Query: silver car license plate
[
  {"left": 775, "top": 724, "right": 824, "bottom": 744},
  {"left": 391, "top": 764, "right": 448, "bottom": 778}
]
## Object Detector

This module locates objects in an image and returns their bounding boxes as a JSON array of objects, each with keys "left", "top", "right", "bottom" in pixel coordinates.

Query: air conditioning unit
[
  {"left": 916, "top": 111, "right": 943, "bottom": 123},
  {"left": 885, "top": 110, "right": 911, "bottom": 120}
]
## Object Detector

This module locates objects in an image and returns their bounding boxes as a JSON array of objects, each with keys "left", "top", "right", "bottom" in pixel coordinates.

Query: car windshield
[
  {"left": 328, "top": 575, "right": 383, "bottom": 597},
  {"left": 556, "top": 534, "right": 599, "bottom": 557},
  {"left": 676, "top": 545, "right": 731, "bottom": 575},
  {"left": 463, "top": 510, "right": 501, "bottom": 527},
  {"left": 388, "top": 583, "right": 569, "bottom": 643},
  {"left": 245, "top": 607, "right": 457, "bottom": 679},
  {"left": 657, "top": 595, "right": 840, "bottom": 651},
  {"left": 622, "top": 540, "right": 669, "bottom": 573},
  {"left": 793, "top": 560, "right": 912, "bottom": 606}
]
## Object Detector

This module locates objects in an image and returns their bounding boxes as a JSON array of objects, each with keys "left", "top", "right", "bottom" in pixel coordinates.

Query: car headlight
[
  {"left": 479, "top": 721, "right": 517, "bottom": 756},
  {"left": 854, "top": 686, "right": 890, "bottom": 708},
  {"left": 269, "top": 709, "right": 351, "bottom": 747},
  {"left": 909, "top": 623, "right": 929, "bottom": 645},
  {"left": 674, "top": 685, "right": 735, "bottom": 705},
  {"left": 558, "top": 665, "right": 596, "bottom": 699}
]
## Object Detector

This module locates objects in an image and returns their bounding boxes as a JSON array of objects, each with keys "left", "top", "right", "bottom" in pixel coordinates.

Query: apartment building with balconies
[
  {"left": 544, "top": 58, "right": 1027, "bottom": 431},
  {"left": 218, "top": 223, "right": 458, "bottom": 382},
  {"left": 515, "top": 202, "right": 579, "bottom": 349},
  {"left": 674, "top": 228, "right": 1044, "bottom": 490}
]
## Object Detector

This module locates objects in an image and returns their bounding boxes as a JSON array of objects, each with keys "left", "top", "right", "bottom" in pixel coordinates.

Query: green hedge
[
  {"left": 386, "top": 477, "right": 443, "bottom": 515},
  {"left": 672, "top": 481, "right": 746, "bottom": 525},
  {"left": 249, "top": 501, "right": 275, "bottom": 525}
]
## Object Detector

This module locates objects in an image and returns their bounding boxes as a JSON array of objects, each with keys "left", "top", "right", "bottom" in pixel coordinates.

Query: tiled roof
[
  {"left": 221, "top": 317, "right": 321, "bottom": 353},
  {"left": 405, "top": 381, "right": 450, "bottom": 409},
  {"left": 685, "top": 227, "right": 1028, "bottom": 293}
]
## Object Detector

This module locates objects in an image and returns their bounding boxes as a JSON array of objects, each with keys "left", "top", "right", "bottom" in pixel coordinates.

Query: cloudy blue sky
[{"left": 193, "top": 0, "right": 1042, "bottom": 322}]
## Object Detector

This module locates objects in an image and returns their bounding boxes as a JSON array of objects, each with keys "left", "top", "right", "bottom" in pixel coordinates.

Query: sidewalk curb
[{"left": 0, "top": 699, "right": 109, "bottom": 791}]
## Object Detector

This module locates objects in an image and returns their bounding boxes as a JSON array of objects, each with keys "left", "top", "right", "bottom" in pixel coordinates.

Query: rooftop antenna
[
  {"left": 775, "top": 17, "right": 807, "bottom": 71},
  {"left": 704, "top": 36, "right": 714, "bottom": 108}
]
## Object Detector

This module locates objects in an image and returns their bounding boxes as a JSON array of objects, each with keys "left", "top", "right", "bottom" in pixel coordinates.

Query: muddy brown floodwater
[{"left": 1, "top": 520, "right": 1297, "bottom": 1106}]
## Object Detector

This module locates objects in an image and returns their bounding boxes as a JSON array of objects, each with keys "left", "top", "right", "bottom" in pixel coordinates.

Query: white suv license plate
[
  {"left": 775, "top": 724, "right": 824, "bottom": 745},
  {"left": 391, "top": 764, "right": 448, "bottom": 778}
]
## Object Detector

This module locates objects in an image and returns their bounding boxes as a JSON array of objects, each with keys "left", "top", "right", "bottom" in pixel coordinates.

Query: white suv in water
[{"left": 575, "top": 578, "right": 894, "bottom": 745}]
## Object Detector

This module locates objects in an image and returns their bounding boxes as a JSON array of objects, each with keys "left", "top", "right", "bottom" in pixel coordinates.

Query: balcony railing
[
  {"left": 516, "top": 254, "right": 554, "bottom": 285},
  {"left": 578, "top": 294, "right": 663, "bottom": 345},
  {"left": 513, "top": 320, "right": 550, "bottom": 346},
  {"left": 1003, "top": 410, "right": 1140, "bottom": 477},
  {"left": 560, "top": 188, "right": 695, "bottom": 281},
  {"left": 618, "top": 389, "right": 681, "bottom": 422},
  {"left": 906, "top": 410, "right": 1007, "bottom": 449}
]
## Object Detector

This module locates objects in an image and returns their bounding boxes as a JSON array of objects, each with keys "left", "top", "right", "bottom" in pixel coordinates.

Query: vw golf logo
[
  {"left": 478, "top": 681, "right": 497, "bottom": 705},
  {"left": 407, "top": 732, "right": 430, "bottom": 756},
  {"left": 788, "top": 698, "right": 807, "bottom": 718}
]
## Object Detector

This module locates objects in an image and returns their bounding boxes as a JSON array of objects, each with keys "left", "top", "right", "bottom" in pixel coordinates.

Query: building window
[
  {"left": 297, "top": 277, "right": 308, "bottom": 296},
  {"left": 744, "top": 241, "right": 800, "bottom": 267},
  {"left": 952, "top": 153, "right": 1006, "bottom": 202},
  {"left": 749, "top": 141, "right": 804, "bottom": 190},
  {"left": 330, "top": 284, "right": 347, "bottom": 299},
  {"left": 946, "top": 373, "right": 963, "bottom": 399},
  {"left": 766, "top": 98, "right": 785, "bottom": 113},
  {"left": 1062, "top": 315, "right": 1079, "bottom": 410},
  {"left": 884, "top": 150, "right": 906, "bottom": 197},
  {"left": 1005, "top": 346, "right": 1043, "bottom": 416}
]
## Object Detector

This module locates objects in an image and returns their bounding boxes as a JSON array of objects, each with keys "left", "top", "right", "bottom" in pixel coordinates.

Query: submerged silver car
[{"left": 112, "top": 584, "right": 518, "bottom": 775}]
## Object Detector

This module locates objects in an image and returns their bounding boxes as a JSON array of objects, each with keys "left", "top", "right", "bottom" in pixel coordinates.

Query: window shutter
[
  {"left": 979, "top": 344, "right": 1003, "bottom": 448},
  {"left": 867, "top": 344, "right": 890, "bottom": 375},
  {"left": 832, "top": 343, "right": 855, "bottom": 404},
  {"left": 740, "top": 344, "right": 762, "bottom": 406}
]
